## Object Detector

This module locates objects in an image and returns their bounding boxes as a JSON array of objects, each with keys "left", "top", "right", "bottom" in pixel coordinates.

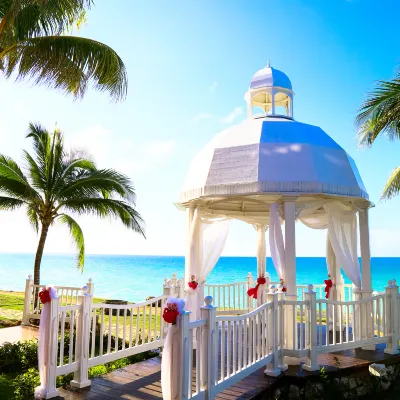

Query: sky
[{"left": 1, "top": 0, "right": 400, "bottom": 257}]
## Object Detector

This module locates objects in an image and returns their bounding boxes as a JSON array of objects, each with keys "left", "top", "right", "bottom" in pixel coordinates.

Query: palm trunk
[{"left": 33, "top": 223, "right": 50, "bottom": 285}]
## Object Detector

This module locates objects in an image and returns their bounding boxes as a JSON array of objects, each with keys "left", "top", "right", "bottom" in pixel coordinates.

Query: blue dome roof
[{"left": 250, "top": 66, "right": 292, "bottom": 91}]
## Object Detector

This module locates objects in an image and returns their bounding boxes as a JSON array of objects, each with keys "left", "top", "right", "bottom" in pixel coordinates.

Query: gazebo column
[
  {"left": 359, "top": 208, "right": 372, "bottom": 293},
  {"left": 255, "top": 223, "right": 268, "bottom": 306},
  {"left": 359, "top": 207, "right": 374, "bottom": 350},
  {"left": 283, "top": 199, "right": 297, "bottom": 364}
]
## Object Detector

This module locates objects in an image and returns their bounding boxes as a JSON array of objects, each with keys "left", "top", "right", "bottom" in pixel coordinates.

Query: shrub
[
  {"left": 0, "top": 340, "right": 38, "bottom": 373},
  {"left": 12, "top": 368, "right": 40, "bottom": 400}
]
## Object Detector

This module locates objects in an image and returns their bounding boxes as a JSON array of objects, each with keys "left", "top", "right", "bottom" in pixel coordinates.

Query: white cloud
[
  {"left": 209, "top": 82, "right": 218, "bottom": 92},
  {"left": 221, "top": 107, "right": 243, "bottom": 124},
  {"left": 192, "top": 113, "right": 212, "bottom": 124}
]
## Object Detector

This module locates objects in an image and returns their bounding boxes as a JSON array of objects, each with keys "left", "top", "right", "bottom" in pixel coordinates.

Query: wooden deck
[{"left": 57, "top": 344, "right": 400, "bottom": 400}]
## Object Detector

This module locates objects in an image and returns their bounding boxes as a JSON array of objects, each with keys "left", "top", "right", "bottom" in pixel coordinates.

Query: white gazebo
[{"left": 176, "top": 62, "right": 372, "bottom": 326}]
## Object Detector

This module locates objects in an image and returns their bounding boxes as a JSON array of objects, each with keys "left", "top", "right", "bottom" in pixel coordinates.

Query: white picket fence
[
  {"left": 200, "top": 273, "right": 354, "bottom": 315},
  {"left": 35, "top": 277, "right": 400, "bottom": 399},
  {"left": 176, "top": 281, "right": 400, "bottom": 399},
  {"left": 21, "top": 275, "right": 94, "bottom": 325}
]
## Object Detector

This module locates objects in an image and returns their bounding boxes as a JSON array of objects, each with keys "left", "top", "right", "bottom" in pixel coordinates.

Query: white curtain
[
  {"left": 298, "top": 201, "right": 361, "bottom": 289},
  {"left": 161, "top": 297, "right": 185, "bottom": 400},
  {"left": 35, "top": 286, "right": 58, "bottom": 399},
  {"left": 324, "top": 203, "right": 361, "bottom": 289},
  {"left": 269, "top": 203, "right": 285, "bottom": 281},
  {"left": 185, "top": 209, "right": 230, "bottom": 321}
]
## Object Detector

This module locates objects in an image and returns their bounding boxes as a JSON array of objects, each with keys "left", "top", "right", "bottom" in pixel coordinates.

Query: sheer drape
[
  {"left": 269, "top": 203, "right": 285, "bottom": 281},
  {"left": 324, "top": 203, "right": 361, "bottom": 289},
  {"left": 161, "top": 298, "right": 185, "bottom": 400},
  {"left": 298, "top": 201, "right": 361, "bottom": 289},
  {"left": 185, "top": 209, "right": 230, "bottom": 320},
  {"left": 35, "top": 286, "right": 58, "bottom": 399}
]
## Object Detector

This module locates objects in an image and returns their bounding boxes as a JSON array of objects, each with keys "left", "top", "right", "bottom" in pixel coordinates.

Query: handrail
[
  {"left": 216, "top": 300, "right": 273, "bottom": 322},
  {"left": 316, "top": 294, "right": 385, "bottom": 306},
  {"left": 91, "top": 294, "right": 167, "bottom": 309}
]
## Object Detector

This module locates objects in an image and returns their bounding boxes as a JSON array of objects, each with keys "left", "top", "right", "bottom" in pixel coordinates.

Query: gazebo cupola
[{"left": 245, "top": 61, "right": 294, "bottom": 119}]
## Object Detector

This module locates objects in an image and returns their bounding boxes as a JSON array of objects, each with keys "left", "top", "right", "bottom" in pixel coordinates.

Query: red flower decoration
[
  {"left": 188, "top": 281, "right": 198, "bottom": 290},
  {"left": 163, "top": 306, "right": 180, "bottom": 324},
  {"left": 282, "top": 286, "right": 287, "bottom": 292},
  {"left": 39, "top": 289, "right": 51, "bottom": 304},
  {"left": 324, "top": 279, "right": 333, "bottom": 299},
  {"left": 247, "top": 276, "right": 267, "bottom": 299}
]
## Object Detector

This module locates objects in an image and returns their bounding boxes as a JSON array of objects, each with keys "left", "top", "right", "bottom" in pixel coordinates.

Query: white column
[
  {"left": 283, "top": 200, "right": 297, "bottom": 296},
  {"left": 283, "top": 199, "right": 298, "bottom": 364},
  {"left": 359, "top": 208, "right": 372, "bottom": 293},
  {"left": 255, "top": 224, "right": 267, "bottom": 277},
  {"left": 185, "top": 206, "right": 196, "bottom": 286},
  {"left": 271, "top": 89, "right": 276, "bottom": 115}
]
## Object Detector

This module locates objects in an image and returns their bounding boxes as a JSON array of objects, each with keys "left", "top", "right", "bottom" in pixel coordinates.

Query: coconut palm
[
  {"left": 0, "top": 123, "right": 145, "bottom": 284},
  {"left": 0, "top": 0, "right": 127, "bottom": 101},
  {"left": 356, "top": 70, "right": 400, "bottom": 199}
]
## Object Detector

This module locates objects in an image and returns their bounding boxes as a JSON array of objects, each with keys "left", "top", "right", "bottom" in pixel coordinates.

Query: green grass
[{"left": 0, "top": 293, "right": 25, "bottom": 311}]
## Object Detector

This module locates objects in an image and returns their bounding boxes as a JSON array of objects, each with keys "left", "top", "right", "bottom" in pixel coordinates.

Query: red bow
[
  {"left": 162, "top": 307, "right": 180, "bottom": 324},
  {"left": 188, "top": 281, "right": 198, "bottom": 290},
  {"left": 324, "top": 279, "right": 333, "bottom": 299},
  {"left": 39, "top": 289, "right": 51, "bottom": 304},
  {"left": 247, "top": 277, "right": 266, "bottom": 299}
]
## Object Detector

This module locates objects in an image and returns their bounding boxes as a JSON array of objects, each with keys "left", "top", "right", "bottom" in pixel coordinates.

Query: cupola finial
[{"left": 266, "top": 60, "right": 271, "bottom": 68}]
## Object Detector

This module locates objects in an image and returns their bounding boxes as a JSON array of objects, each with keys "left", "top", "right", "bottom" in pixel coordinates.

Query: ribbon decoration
[
  {"left": 247, "top": 276, "right": 266, "bottom": 299},
  {"left": 280, "top": 279, "right": 287, "bottom": 293},
  {"left": 324, "top": 278, "right": 333, "bottom": 299}
]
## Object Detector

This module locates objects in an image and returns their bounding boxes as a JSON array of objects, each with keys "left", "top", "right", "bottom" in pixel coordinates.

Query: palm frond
[
  {"left": 382, "top": 166, "right": 400, "bottom": 200},
  {"left": 60, "top": 197, "right": 145, "bottom": 236},
  {"left": 1, "top": 35, "right": 127, "bottom": 101},
  {"left": 58, "top": 169, "right": 136, "bottom": 201},
  {"left": 57, "top": 213, "right": 85, "bottom": 271},
  {"left": 1, "top": 1, "right": 92, "bottom": 44},
  {"left": 356, "top": 75, "right": 400, "bottom": 147},
  {"left": 27, "top": 203, "right": 40, "bottom": 233},
  {"left": 0, "top": 154, "right": 40, "bottom": 200},
  {"left": 0, "top": 196, "right": 25, "bottom": 210}
]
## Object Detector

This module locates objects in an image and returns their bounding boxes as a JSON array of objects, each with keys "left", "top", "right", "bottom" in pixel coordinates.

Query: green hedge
[{"left": 0, "top": 335, "right": 155, "bottom": 400}]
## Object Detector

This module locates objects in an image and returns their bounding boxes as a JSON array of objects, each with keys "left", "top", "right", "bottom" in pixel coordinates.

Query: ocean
[{"left": 0, "top": 254, "right": 399, "bottom": 302}]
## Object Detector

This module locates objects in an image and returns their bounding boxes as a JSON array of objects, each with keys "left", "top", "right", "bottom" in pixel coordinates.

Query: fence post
[
  {"left": 22, "top": 275, "right": 33, "bottom": 325},
  {"left": 246, "top": 272, "right": 254, "bottom": 311},
  {"left": 384, "top": 280, "right": 399, "bottom": 355},
  {"left": 70, "top": 294, "right": 92, "bottom": 389},
  {"left": 86, "top": 278, "right": 94, "bottom": 296},
  {"left": 353, "top": 288, "right": 362, "bottom": 342},
  {"left": 303, "top": 285, "right": 319, "bottom": 371},
  {"left": 34, "top": 297, "right": 60, "bottom": 399},
  {"left": 361, "top": 290, "right": 375, "bottom": 351},
  {"left": 265, "top": 287, "right": 284, "bottom": 376},
  {"left": 200, "top": 296, "right": 217, "bottom": 399},
  {"left": 180, "top": 311, "right": 191, "bottom": 400},
  {"left": 163, "top": 278, "right": 172, "bottom": 296}
]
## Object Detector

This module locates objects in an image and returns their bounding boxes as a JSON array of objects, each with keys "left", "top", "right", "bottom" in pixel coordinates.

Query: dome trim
[{"left": 179, "top": 181, "right": 369, "bottom": 203}]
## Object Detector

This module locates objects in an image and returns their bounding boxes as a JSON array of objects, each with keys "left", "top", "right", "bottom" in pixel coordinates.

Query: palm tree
[
  {"left": 0, "top": 123, "right": 145, "bottom": 285},
  {"left": 356, "top": 70, "right": 400, "bottom": 199},
  {"left": 0, "top": 1, "right": 127, "bottom": 101}
]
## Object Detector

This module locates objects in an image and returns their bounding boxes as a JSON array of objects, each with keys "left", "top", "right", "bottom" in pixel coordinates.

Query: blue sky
[{"left": 1, "top": 0, "right": 400, "bottom": 256}]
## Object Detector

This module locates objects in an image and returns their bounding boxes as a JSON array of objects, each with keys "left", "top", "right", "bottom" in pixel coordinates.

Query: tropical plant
[
  {"left": 0, "top": 0, "right": 127, "bottom": 101},
  {"left": 0, "top": 123, "right": 144, "bottom": 284},
  {"left": 356, "top": 71, "right": 400, "bottom": 199}
]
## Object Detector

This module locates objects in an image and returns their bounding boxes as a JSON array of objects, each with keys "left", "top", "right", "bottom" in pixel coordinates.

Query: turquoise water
[{"left": 0, "top": 254, "right": 399, "bottom": 302}]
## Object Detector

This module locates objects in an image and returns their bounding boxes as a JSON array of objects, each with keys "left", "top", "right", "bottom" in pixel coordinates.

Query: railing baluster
[
  {"left": 238, "top": 320, "right": 243, "bottom": 371},
  {"left": 122, "top": 309, "right": 127, "bottom": 350},
  {"left": 227, "top": 321, "right": 231, "bottom": 377},
  {"left": 129, "top": 307, "right": 133, "bottom": 348},
  {"left": 91, "top": 308, "right": 96, "bottom": 358},
  {"left": 115, "top": 309, "right": 120, "bottom": 351},
  {"left": 148, "top": 303, "right": 152, "bottom": 342},
  {"left": 69, "top": 310, "right": 75, "bottom": 364},
  {"left": 221, "top": 321, "right": 225, "bottom": 380},
  {"left": 100, "top": 308, "right": 104, "bottom": 356},
  {"left": 59, "top": 311, "right": 66, "bottom": 366},
  {"left": 135, "top": 307, "right": 140, "bottom": 346},
  {"left": 107, "top": 308, "right": 112, "bottom": 354}
]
